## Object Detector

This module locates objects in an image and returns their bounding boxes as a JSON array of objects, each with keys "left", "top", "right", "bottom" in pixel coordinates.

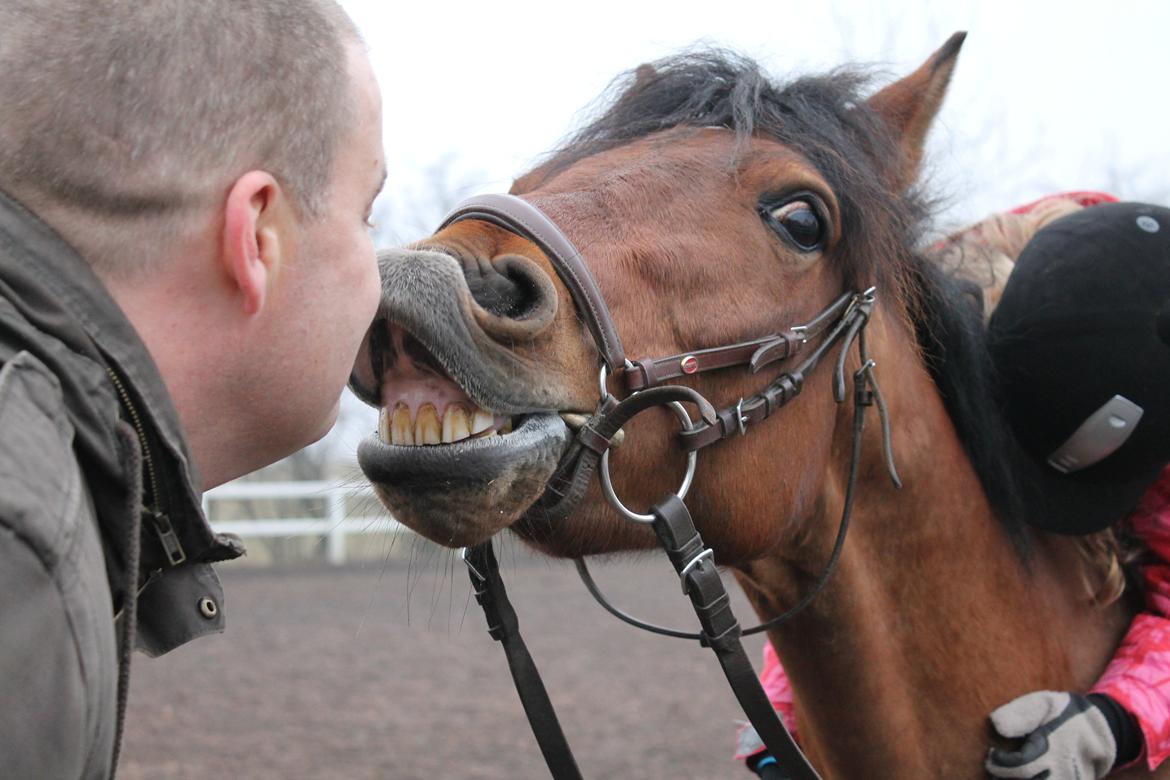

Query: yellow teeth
[
  {"left": 378, "top": 407, "right": 391, "bottom": 442},
  {"left": 378, "top": 402, "right": 513, "bottom": 446},
  {"left": 415, "top": 403, "right": 441, "bottom": 445},
  {"left": 558, "top": 411, "right": 624, "bottom": 447},
  {"left": 391, "top": 403, "right": 414, "bottom": 446},
  {"left": 560, "top": 413, "right": 589, "bottom": 429},
  {"left": 442, "top": 405, "right": 471, "bottom": 443}
]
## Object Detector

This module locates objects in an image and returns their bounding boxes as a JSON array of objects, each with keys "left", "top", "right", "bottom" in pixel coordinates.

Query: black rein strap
[
  {"left": 463, "top": 542, "right": 584, "bottom": 780},
  {"left": 649, "top": 494, "right": 815, "bottom": 778}
]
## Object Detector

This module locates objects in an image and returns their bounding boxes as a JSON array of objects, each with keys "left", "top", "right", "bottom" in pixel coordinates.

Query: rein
[{"left": 439, "top": 193, "right": 899, "bottom": 779}]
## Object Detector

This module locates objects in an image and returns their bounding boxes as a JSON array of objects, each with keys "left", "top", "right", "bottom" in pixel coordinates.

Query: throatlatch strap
[
  {"left": 650, "top": 495, "right": 824, "bottom": 780},
  {"left": 464, "top": 542, "right": 584, "bottom": 780}
]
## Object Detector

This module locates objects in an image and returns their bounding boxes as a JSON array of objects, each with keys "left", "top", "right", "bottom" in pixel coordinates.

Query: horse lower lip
[{"left": 357, "top": 413, "right": 572, "bottom": 546}]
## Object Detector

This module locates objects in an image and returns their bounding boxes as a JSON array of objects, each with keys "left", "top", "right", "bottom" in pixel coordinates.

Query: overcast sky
[
  {"left": 340, "top": 0, "right": 1170, "bottom": 237},
  {"left": 312, "top": 0, "right": 1170, "bottom": 463}
]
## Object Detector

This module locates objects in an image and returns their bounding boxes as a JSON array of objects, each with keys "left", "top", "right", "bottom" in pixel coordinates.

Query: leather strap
[
  {"left": 623, "top": 292, "right": 857, "bottom": 393},
  {"left": 464, "top": 542, "right": 584, "bottom": 780},
  {"left": 679, "top": 293, "right": 873, "bottom": 452},
  {"left": 440, "top": 194, "right": 626, "bottom": 372},
  {"left": 524, "top": 385, "right": 714, "bottom": 524},
  {"left": 650, "top": 495, "right": 823, "bottom": 780},
  {"left": 572, "top": 347, "right": 886, "bottom": 641},
  {"left": 624, "top": 332, "right": 801, "bottom": 392}
]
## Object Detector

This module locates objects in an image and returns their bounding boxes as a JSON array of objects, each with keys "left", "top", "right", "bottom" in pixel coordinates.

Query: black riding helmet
[{"left": 987, "top": 201, "right": 1170, "bottom": 534}]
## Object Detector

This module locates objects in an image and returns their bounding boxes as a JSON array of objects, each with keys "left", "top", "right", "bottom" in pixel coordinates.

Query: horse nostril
[
  {"left": 466, "top": 266, "right": 537, "bottom": 319},
  {"left": 465, "top": 254, "right": 558, "bottom": 328}
]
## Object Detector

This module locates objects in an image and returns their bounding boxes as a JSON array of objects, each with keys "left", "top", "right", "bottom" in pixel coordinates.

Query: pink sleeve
[
  {"left": 1090, "top": 468, "right": 1170, "bottom": 770},
  {"left": 735, "top": 641, "right": 799, "bottom": 760},
  {"left": 1090, "top": 609, "right": 1170, "bottom": 770}
]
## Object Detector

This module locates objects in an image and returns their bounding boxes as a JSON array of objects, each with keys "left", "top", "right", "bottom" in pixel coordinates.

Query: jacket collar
[{"left": 0, "top": 188, "right": 243, "bottom": 569}]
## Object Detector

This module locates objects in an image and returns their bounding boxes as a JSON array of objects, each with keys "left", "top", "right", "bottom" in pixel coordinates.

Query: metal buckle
[
  {"left": 460, "top": 546, "right": 486, "bottom": 584},
  {"left": 734, "top": 398, "right": 749, "bottom": 436},
  {"left": 599, "top": 401, "right": 698, "bottom": 524},
  {"left": 842, "top": 286, "right": 877, "bottom": 322},
  {"left": 679, "top": 548, "right": 714, "bottom": 594}
]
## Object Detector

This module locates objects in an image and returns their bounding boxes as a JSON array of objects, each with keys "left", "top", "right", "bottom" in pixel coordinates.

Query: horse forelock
[
  {"left": 520, "top": 48, "right": 1038, "bottom": 550},
  {"left": 524, "top": 51, "right": 921, "bottom": 300}
]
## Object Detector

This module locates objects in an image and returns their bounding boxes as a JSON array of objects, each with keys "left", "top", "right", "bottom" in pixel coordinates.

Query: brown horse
[{"left": 351, "top": 35, "right": 1163, "bottom": 778}]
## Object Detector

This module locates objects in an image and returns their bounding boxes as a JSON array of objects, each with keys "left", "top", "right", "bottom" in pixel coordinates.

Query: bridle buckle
[
  {"left": 460, "top": 546, "right": 486, "bottom": 584},
  {"left": 679, "top": 548, "right": 715, "bottom": 594},
  {"left": 735, "top": 398, "right": 749, "bottom": 436}
]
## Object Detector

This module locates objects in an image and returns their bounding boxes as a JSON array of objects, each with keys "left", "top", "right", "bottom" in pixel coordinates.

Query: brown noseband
[{"left": 438, "top": 193, "right": 627, "bottom": 372}]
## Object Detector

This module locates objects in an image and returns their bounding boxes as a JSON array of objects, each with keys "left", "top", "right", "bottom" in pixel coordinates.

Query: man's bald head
[{"left": 0, "top": 0, "right": 361, "bottom": 276}]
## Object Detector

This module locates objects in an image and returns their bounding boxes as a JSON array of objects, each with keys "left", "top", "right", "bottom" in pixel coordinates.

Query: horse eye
[{"left": 767, "top": 200, "right": 825, "bottom": 251}]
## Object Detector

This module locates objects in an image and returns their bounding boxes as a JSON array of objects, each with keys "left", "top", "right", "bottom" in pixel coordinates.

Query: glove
[{"left": 985, "top": 691, "right": 1116, "bottom": 779}]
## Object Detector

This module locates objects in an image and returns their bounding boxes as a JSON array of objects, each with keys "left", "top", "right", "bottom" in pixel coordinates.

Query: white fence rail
[{"left": 203, "top": 480, "right": 402, "bottom": 565}]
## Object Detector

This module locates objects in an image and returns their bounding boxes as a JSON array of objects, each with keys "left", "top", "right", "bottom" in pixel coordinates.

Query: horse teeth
[
  {"left": 558, "top": 412, "right": 624, "bottom": 447},
  {"left": 382, "top": 402, "right": 503, "bottom": 446},
  {"left": 560, "top": 413, "right": 589, "bottom": 429},
  {"left": 442, "top": 405, "right": 471, "bottom": 443},
  {"left": 391, "top": 403, "right": 414, "bottom": 446},
  {"left": 378, "top": 407, "right": 391, "bottom": 442},
  {"left": 471, "top": 409, "right": 495, "bottom": 435},
  {"left": 415, "top": 403, "right": 441, "bottom": 445}
]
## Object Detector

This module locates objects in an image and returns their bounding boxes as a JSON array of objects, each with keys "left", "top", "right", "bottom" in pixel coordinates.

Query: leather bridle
[{"left": 438, "top": 193, "right": 900, "bottom": 780}]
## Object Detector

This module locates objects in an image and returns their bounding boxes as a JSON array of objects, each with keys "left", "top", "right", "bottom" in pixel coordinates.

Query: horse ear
[{"left": 866, "top": 31, "right": 966, "bottom": 191}]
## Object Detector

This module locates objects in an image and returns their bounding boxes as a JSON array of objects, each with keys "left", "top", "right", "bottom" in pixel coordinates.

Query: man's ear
[
  {"left": 866, "top": 31, "right": 966, "bottom": 192},
  {"left": 222, "top": 171, "right": 287, "bottom": 316}
]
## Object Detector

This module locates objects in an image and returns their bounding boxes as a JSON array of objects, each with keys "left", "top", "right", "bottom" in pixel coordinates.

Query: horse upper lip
[{"left": 366, "top": 247, "right": 579, "bottom": 415}]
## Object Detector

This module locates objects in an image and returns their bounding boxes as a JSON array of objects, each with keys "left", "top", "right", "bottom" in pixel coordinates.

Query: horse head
[{"left": 352, "top": 34, "right": 967, "bottom": 561}]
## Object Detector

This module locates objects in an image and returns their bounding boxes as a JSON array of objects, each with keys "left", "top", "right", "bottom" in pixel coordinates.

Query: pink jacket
[
  {"left": 738, "top": 466, "right": 1170, "bottom": 770},
  {"left": 1090, "top": 465, "right": 1170, "bottom": 770}
]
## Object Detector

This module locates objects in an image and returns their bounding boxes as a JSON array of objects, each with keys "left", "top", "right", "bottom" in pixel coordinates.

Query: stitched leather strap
[
  {"left": 440, "top": 194, "right": 626, "bottom": 372},
  {"left": 679, "top": 294, "right": 873, "bottom": 452},
  {"left": 625, "top": 333, "right": 801, "bottom": 392},
  {"left": 623, "top": 292, "right": 857, "bottom": 393}
]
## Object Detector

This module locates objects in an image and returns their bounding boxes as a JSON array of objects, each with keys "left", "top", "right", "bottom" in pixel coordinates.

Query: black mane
[{"left": 531, "top": 50, "right": 1035, "bottom": 548}]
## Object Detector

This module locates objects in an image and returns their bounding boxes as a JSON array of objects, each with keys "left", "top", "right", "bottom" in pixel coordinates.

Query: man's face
[{"left": 267, "top": 41, "right": 385, "bottom": 448}]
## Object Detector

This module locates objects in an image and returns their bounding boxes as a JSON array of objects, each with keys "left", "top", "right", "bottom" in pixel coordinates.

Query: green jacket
[{"left": 0, "top": 190, "right": 244, "bottom": 778}]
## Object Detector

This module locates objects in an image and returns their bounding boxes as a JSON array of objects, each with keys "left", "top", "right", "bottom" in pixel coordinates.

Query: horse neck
[{"left": 734, "top": 308, "right": 1130, "bottom": 778}]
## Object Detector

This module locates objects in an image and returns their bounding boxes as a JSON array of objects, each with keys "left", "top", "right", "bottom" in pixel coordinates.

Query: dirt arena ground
[{"left": 119, "top": 539, "right": 768, "bottom": 779}]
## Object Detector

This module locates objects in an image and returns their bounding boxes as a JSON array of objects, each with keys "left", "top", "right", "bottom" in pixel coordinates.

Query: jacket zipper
[{"left": 104, "top": 366, "right": 186, "bottom": 567}]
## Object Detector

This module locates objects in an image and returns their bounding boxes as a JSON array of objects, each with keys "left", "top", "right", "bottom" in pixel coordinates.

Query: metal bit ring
[{"left": 599, "top": 401, "right": 697, "bottom": 524}]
